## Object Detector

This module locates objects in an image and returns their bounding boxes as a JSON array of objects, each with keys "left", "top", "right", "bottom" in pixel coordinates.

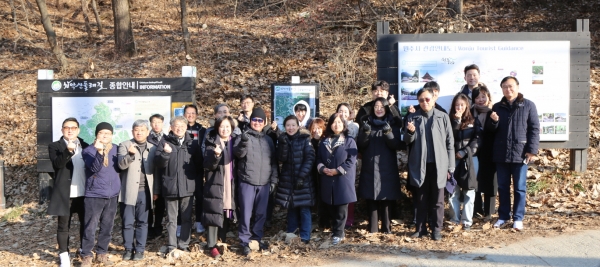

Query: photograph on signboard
[
  {"left": 420, "top": 70, "right": 438, "bottom": 82},
  {"left": 532, "top": 65, "right": 544, "bottom": 84},
  {"left": 172, "top": 102, "right": 193, "bottom": 117},
  {"left": 555, "top": 125, "right": 567, "bottom": 134},
  {"left": 52, "top": 96, "right": 172, "bottom": 145},
  {"left": 271, "top": 84, "right": 319, "bottom": 129},
  {"left": 554, "top": 113, "right": 567, "bottom": 122},
  {"left": 400, "top": 70, "right": 420, "bottom": 83}
]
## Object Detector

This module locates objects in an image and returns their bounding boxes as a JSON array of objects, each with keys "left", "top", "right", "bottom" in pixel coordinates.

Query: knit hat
[
  {"left": 95, "top": 122, "right": 114, "bottom": 135},
  {"left": 250, "top": 107, "right": 266, "bottom": 122}
]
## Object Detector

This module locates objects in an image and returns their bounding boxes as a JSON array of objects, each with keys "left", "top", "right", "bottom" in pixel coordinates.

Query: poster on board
[
  {"left": 397, "top": 41, "right": 570, "bottom": 141},
  {"left": 271, "top": 84, "right": 319, "bottom": 129},
  {"left": 52, "top": 96, "right": 172, "bottom": 145}
]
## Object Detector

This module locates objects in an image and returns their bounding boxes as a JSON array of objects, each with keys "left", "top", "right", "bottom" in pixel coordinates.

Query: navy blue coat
[
  {"left": 316, "top": 135, "right": 358, "bottom": 205},
  {"left": 275, "top": 131, "right": 316, "bottom": 208},
  {"left": 82, "top": 144, "right": 121, "bottom": 198},
  {"left": 489, "top": 93, "right": 540, "bottom": 163}
]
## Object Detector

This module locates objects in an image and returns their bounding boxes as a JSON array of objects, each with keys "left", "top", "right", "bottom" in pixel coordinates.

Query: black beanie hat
[
  {"left": 250, "top": 107, "right": 266, "bottom": 122},
  {"left": 95, "top": 122, "right": 114, "bottom": 136}
]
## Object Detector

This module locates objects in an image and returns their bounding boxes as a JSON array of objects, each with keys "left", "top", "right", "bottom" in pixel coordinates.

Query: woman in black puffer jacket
[{"left": 275, "top": 115, "right": 315, "bottom": 244}]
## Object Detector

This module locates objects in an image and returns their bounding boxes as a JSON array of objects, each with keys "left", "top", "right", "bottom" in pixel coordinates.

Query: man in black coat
[
  {"left": 356, "top": 80, "right": 402, "bottom": 124},
  {"left": 147, "top": 114, "right": 167, "bottom": 239},
  {"left": 183, "top": 104, "right": 207, "bottom": 235},
  {"left": 458, "top": 64, "right": 486, "bottom": 105},
  {"left": 155, "top": 116, "right": 203, "bottom": 253},
  {"left": 47, "top": 117, "right": 89, "bottom": 267}
]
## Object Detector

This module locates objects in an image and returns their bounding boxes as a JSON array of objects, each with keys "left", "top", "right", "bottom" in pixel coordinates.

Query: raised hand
[
  {"left": 163, "top": 143, "right": 172, "bottom": 153},
  {"left": 362, "top": 121, "right": 371, "bottom": 133},
  {"left": 408, "top": 105, "right": 416, "bottom": 113},
  {"left": 128, "top": 143, "right": 137, "bottom": 155},
  {"left": 271, "top": 121, "right": 278, "bottom": 130},
  {"left": 67, "top": 139, "right": 77, "bottom": 152},
  {"left": 237, "top": 113, "right": 245, "bottom": 122},
  {"left": 490, "top": 111, "right": 499, "bottom": 122},
  {"left": 455, "top": 109, "right": 464, "bottom": 119},
  {"left": 241, "top": 133, "right": 249, "bottom": 142},
  {"left": 94, "top": 139, "right": 104, "bottom": 153},
  {"left": 406, "top": 121, "right": 416, "bottom": 133},
  {"left": 382, "top": 122, "right": 392, "bottom": 135},
  {"left": 214, "top": 144, "right": 222, "bottom": 156},
  {"left": 388, "top": 94, "right": 396, "bottom": 105}
]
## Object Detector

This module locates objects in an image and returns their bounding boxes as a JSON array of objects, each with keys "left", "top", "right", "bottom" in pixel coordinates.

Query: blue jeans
[
  {"left": 286, "top": 206, "right": 312, "bottom": 241},
  {"left": 449, "top": 157, "right": 479, "bottom": 226},
  {"left": 496, "top": 162, "right": 527, "bottom": 221},
  {"left": 120, "top": 190, "right": 149, "bottom": 253}
]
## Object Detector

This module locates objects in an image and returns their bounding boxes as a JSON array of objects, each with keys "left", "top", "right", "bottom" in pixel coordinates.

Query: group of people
[{"left": 47, "top": 63, "right": 540, "bottom": 267}]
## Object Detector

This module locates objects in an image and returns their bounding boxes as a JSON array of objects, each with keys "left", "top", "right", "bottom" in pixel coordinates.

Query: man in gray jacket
[{"left": 118, "top": 120, "right": 158, "bottom": 261}]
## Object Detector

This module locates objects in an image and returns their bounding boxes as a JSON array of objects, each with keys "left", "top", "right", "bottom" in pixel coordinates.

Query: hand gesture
[
  {"left": 454, "top": 109, "right": 464, "bottom": 119},
  {"left": 67, "top": 139, "right": 77, "bottom": 152},
  {"left": 237, "top": 113, "right": 245, "bottom": 122},
  {"left": 388, "top": 94, "right": 396, "bottom": 105},
  {"left": 406, "top": 121, "right": 416, "bottom": 133},
  {"left": 382, "top": 122, "right": 392, "bottom": 135},
  {"left": 524, "top": 152, "right": 535, "bottom": 164},
  {"left": 94, "top": 139, "right": 104, "bottom": 153},
  {"left": 128, "top": 143, "right": 137, "bottom": 155},
  {"left": 408, "top": 105, "right": 416, "bottom": 113},
  {"left": 362, "top": 121, "right": 371, "bottom": 133},
  {"left": 271, "top": 121, "right": 278, "bottom": 130},
  {"left": 214, "top": 144, "right": 222, "bottom": 156},
  {"left": 163, "top": 143, "right": 172, "bottom": 153},
  {"left": 490, "top": 111, "right": 499, "bottom": 122},
  {"left": 455, "top": 152, "right": 463, "bottom": 159},
  {"left": 241, "top": 133, "right": 249, "bottom": 142}
]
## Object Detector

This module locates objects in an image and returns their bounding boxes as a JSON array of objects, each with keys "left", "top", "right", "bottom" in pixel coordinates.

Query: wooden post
[
  {"left": 38, "top": 172, "right": 53, "bottom": 204},
  {"left": 569, "top": 19, "right": 590, "bottom": 173},
  {"left": 0, "top": 160, "right": 5, "bottom": 209}
]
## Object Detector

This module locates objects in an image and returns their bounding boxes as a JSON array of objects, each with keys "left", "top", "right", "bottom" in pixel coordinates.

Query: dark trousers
[
  {"left": 474, "top": 192, "right": 497, "bottom": 216},
  {"left": 327, "top": 203, "right": 348, "bottom": 238},
  {"left": 57, "top": 197, "right": 85, "bottom": 254},
  {"left": 415, "top": 163, "right": 444, "bottom": 234},
  {"left": 81, "top": 196, "right": 118, "bottom": 257},
  {"left": 194, "top": 181, "right": 204, "bottom": 223},
  {"left": 238, "top": 182, "right": 269, "bottom": 245},
  {"left": 148, "top": 194, "right": 165, "bottom": 234},
  {"left": 207, "top": 212, "right": 230, "bottom": 248},
  {"left": 366, "top": 199, "right": 391, "bottom": 233},
  {"left": 165, "top": 196, "right": 193, "bottom": 250},
  {"left": 120, "top": 189, "right": 150, "bottom": 253}
]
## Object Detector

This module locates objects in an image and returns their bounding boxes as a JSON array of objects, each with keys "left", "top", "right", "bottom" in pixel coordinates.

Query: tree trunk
[
  {"left": 35, "top": 0, "right": 68, "bottom": 70},
  {"left": 9, "top": 0, "right": 18, "bottom": 31},
  {"left": 111, "top": 0, "right": 135, "bottom": 56},
  {"left": 180, "top": 0, "right": 190, "bottom": 56},
  {"left": 80, "top": 0, "right": 93, "bottom": 41},
  {"left": 448, "top": 0, "right": 463, "bottom": 16},
  {"left": 91, "top": 0, "right": 103, "bottom": 34}
]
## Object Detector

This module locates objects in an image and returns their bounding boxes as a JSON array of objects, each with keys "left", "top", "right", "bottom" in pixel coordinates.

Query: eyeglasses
[
  {"left": 418, "top": 98, "right": 431, "bottom": 103},
  {"left": 251, "top": 118, "right": 264, "bottom": 123},
  {"left": 63, "top": 126, "right": 78, "bottom": 131}
]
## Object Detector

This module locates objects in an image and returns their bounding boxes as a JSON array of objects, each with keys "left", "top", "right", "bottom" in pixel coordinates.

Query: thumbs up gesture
[
  {"left": 408, "top": 105, "right": 416, "bottom": 113},
  {"left": 67, "top": 139, "right": 77, "bottom": 152},
  {"left": 406, "top": 121, "right": 416, "bottom": 133},
  {"left": 94, "top": 139, "right": 104, "bottom": 153},
  {"left": 490, "top": 111, "right": 499, "bottom": 122},
  {"left": 214, "top": 144, "right": 222, "bottom": 156},
  {"left": 388, "top": 94, "right": 396, "bottom": 105},
  {"left": 128, "top": 143, "right": 137, "bottom": 155},
  {"left": 163, "top": 143, "right": 172, "bottom": 153}
]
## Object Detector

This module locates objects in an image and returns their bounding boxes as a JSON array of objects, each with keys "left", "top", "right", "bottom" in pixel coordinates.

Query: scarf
[
  {"left": 217, "top": 135, "right": 233, "bottom": 211},
  {"left": 473, "top": 104, "right": 491, "bottom": 126},
  {"left": 323, "top": 134, "right": 345, "bottom": 154},
  {"left": 101, "top": 142, "right": 113, "bottom": 167}
]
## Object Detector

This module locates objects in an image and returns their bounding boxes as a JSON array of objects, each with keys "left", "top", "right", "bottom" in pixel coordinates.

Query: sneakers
[
  {"left": 122, "top": 250, "right": 133, "bottom": 261},
  {"left": 80, "top": 256, "right": 93, "bottom": 267},
  {"left": 195, "top": 222, "right": 205, "bottom": 234},
  {"left": 59, "top": 252, "right": 70, "bottom": 267},
  {"left": 513, "top": 221, "right": 524, "bottom": 231},
  {"left": 176, "top": 225, "right": 181, "bottom": 237},
  {"left": 132, "top": 252, "right": 144, "bottom": 261},
  {"left": 242, "top": 245, "right": 251, "bottom": 256},
  {"left": 493, "top": 219, "right": 506, "bottom": 228},
  {"left": 210, "top": 247, "right": 221, "bottom": 259},
  {"left": 332, "top": 236, "right": 344, "bottom": 245},
  {"left": 432, "top": 231, "right": 442, "bottom": 241},
  {"left": 463, "top": 224, "right": 471, "bottom": 231},
  {"left": 301, "top": 239, "right": 310, "bottom": 244}
]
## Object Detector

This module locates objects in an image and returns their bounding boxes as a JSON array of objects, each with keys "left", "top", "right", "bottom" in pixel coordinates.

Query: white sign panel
[
  {"left": 52, "top": 96, "right": 172, "bottom": 145},
  {"left": 397, "top": 41, "right": 570, "bottom": 141}
]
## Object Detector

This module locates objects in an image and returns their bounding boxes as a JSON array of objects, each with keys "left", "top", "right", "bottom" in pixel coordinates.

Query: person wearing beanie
[
  {"left": 80, "top": 122, "right": 121, "bottom": 267},
  {"left": 232, "top": 107, "right": 278, "bottom": 256}
]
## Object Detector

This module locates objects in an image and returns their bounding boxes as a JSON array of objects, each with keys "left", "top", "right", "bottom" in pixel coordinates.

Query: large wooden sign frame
[{"left": 376, "top": 20, "right": 590, "bottom": 172}]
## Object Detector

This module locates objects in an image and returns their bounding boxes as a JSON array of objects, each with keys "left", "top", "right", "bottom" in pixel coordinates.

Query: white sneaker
[
  {"left": 195, "top": 222, "right": 205, "bottom": 234},
  {"left": 493, "top": 219, "right": 506, "bottom": 228},
  {"left": 176, "top": 225, "right": 181, "bottom": 237},
  {"left": 332, "top": 236, "right": 344, "bottom": 245},
  {"left": 513, "top": 221, "right": 524, "bottom": 231},
  {"left": 59, "top": 252, "right": 70, "bottom": 267}
]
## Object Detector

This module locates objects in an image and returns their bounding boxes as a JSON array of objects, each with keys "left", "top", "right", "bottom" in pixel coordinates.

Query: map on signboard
[
  {"left": 52, "top": 96, "right": 172, "bottom": 145},
  {"left": 273, "top": 85, "right": 317, "bottom": 129}
]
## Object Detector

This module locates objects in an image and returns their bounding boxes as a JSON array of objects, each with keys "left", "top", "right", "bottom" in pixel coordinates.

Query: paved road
[{"left": 315, "top": 230, "right": 600, "bottom": 267}]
